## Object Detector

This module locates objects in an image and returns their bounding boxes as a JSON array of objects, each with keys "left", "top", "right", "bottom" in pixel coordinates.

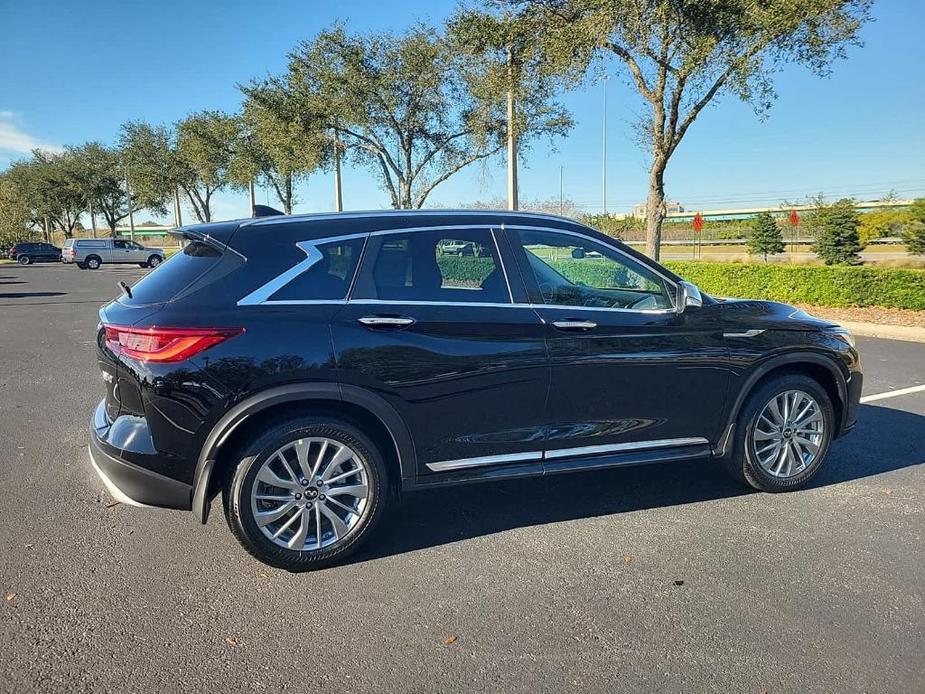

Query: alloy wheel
[
  {"left": 752, "top": 389, "right": 825, "bottom": 479},
  {"left": 249, "top": 437, "right": 370, "bottom": 551}
]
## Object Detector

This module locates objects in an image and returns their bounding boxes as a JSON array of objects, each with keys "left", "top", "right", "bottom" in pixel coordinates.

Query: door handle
[
  {"left": 552, "top": 319, "right": 597, "bottom": 331},
  {"left": 357, "top": 315, "right": 415, "bottom": 328}
]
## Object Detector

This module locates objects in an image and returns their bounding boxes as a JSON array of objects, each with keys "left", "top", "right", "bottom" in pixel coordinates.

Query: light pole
[
  {"left": 124, "top": 171, "right": 135, "bottom": 241},
  {"left": 602, "top": 76, "right": 609, "bottom": 215},
  {"left": 559, "top": 165, "right": 564, "bottom": 216}
]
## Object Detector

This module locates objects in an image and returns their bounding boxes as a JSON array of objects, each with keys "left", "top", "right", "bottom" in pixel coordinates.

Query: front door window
[{"left": 511, "top": 229, "right": 675, "bottom": 311}]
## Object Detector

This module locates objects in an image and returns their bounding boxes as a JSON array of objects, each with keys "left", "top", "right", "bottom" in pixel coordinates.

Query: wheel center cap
[
  {"left": 783, "top": 429, "right": 793, "bottom": 439},
  {"left": 304, "top": 488, "right": 319, "bottom": 500}
]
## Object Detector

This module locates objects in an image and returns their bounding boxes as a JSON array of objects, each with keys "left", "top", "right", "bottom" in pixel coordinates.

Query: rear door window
[{"left": 353, "top": 229, "right": 509, "bottom": 304}]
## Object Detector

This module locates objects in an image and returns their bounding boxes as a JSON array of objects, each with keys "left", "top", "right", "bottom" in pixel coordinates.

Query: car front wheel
[
  {"left": 725, "top": 374, "right": 835, "bottom": 492},
  {"left": 223, "top": 416, "right": 389, "bottom": 570}
]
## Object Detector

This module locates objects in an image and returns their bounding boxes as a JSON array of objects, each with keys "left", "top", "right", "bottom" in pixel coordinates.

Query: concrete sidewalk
[{"left": 835, "top": 320, "right": 925, "bottom": 343}]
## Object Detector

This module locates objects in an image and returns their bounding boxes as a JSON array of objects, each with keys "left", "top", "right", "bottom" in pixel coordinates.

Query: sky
[{"left": 1, "top": 0, "right": 923, "bottom": 221}]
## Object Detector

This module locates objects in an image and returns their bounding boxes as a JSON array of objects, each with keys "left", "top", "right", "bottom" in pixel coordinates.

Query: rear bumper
[{"left": 89, "top": 401, "right": 191, "bottom": 509}]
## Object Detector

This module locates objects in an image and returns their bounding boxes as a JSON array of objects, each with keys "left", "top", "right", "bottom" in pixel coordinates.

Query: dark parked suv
[
  {"left": 8, "top": 241, "right": 61, "bottom": 264},
  {"left": 88, "top": 210, "right": 862, "bottom": 570}
]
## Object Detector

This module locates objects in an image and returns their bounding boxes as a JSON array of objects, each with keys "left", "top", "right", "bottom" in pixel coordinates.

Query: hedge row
[
  {"left": 410, "top": 256, "right": 925, "bottom": 311},
  {"left": 664, "top": 261, "right": 925, "bottom": 311}
]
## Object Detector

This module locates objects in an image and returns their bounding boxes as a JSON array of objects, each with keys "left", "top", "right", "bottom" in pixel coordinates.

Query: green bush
[
  {"left": 665, "top": 261, "right": 925, "bottom": 311},
  {"left": 436, "top": 256, "right": 496, "bottom": 285},
  {"left": 813, "top": 198, "right": 863, "bottom": 265}
]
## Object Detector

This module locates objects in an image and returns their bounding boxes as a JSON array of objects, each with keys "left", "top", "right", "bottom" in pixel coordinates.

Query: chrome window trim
[
  {"left": 348, "top": 299, "right": 672, "bottom": 314},
  {"left": 424, "top": 436, "right": 710, "bottom": 472},
  {"left": 350, "top": 299, "right": 524, "bottom": 309},
  {"left": 236, "top": 222, "right": 679, "bottom": 313}
]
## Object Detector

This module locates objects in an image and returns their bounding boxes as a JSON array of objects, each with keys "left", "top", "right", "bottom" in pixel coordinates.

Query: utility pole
[
  {"left": 506, "top": 46, "right": 518, "bottom": 211},
  {"left": 248, "top": 179, "right": 256, "bottom": 213},
  {"left": 602, "top": 76, "right": 608, "bottom": 215},
  {"left": 88, "top": 202, "right": 97, "bottom": 239},
  {"left": 174, "top": 187, "right": 183, "bottom": 228},
  {"left": 333, "top": 130, "right": 343, "bottom": 212},
  {"left": 123, "top": 169, "right": 135, "bottom": 241},
  {"left": 559, "top": 166, "right": 564, "bottom": 216}
]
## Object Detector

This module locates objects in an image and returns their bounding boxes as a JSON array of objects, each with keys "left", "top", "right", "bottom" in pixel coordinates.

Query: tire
[
  {"left": 76, "top": 263, "right": 87, "bottom": 270},
  {"left": 138, "top": 263, "right": 148, "bottom": 268},
  {"left": 147, "top": 255, "right": 162, "bottom": 268},
  {"left": 223, "top": 416, "right": 389, "bottom": 571},
  {"left": 85, "top": 255, "right": 102, "bottom": 270},
  {"left": 724, "top": 373, "right": 835, "bottom": 492},
  {"left": 18, "top": 255, "right": 31, "bottom": 265}
]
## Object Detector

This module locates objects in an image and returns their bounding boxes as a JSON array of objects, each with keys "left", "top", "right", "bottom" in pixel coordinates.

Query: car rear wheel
[
  {"left": 85, "top": 255, "right": 102, "bottom": 270},
  {"left": 725, "top": 373, "right": 835, "bottom": 492},
  {"left": 223, "top": 417, "right": 389, "bottom": 571},
  {"left": 147, "top": 255, "right": 162, "bottom": 268},
  {"left": 18, "top": 255, "right": 31, "bottom": 265}
]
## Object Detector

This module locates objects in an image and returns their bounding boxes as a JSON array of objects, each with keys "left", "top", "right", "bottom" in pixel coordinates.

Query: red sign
[
  {"left": 692, "top": 212, "right": 704, "bottom": 233},
  {"left": 788, "top": 210, "right": 800, "bottom": 227}
]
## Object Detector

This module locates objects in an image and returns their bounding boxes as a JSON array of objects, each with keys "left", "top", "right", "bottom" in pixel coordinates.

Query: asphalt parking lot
[{"left": 1, "top": 263, "right": 923, "bottom": 694}]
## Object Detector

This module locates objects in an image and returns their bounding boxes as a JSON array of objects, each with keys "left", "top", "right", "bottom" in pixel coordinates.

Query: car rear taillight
[{"left": 103, "top": 325, "right": 244, "bottom": 363}]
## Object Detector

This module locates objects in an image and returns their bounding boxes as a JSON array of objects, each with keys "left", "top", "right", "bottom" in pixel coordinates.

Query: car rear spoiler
[{"left": 168, "top": 227, "right": 247, "bottom": 261}]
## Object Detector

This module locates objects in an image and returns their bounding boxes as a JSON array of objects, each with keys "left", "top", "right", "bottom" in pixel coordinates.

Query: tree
[
  {"left": 120, "top": 114, "right": 235, "bottom": 224},
  {"left": 527, "top": 0, "right": 871, "bottom": 259},
  {"left": 71, "top": 142, "right": 154, "bottom": 236},
  {"left": 119, "top": 121, "right": 179, "bottom": 220},
  {"left": 26, "top": 150, "right": 87, "bottom": 238},
  {"left": 813, "top": 198, "right": 862, "bottom": 265},
  {"left": 905, "top": 198, "right": 925, "bottom": 256},
  {"left": 175, "top": 111, "right": 237, "bottom": 222},
  {"left": 286, "top": 25, "right": 511, "bottom": 209},
  {"left": 857, "top": 207, "right": 911, "bottom": 244},
  {"left": 447, "top": 3, "right": 575, "bottom": 210},
  {"left": 2, "top": 160, "right": 44, "bottom": 234},
  {"left": 747, "top": 212, "right": 784, "bottom": 261},
  {"left": 232, "top": 81, "right": 331, "bottom": 214},
  {"left": 0, "top": 172, "right": 39, "bottom": 250}
]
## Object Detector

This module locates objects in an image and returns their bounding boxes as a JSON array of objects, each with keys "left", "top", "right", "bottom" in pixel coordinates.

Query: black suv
[
  {"left": 89, "top": 210, "right": 861, "bottom": 570},
  {"left": 8, "top": 242, "right": 61, "bottom": 264}
]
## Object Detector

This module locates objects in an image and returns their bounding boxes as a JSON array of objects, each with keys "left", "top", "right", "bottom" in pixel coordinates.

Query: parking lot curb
[{"left": 835, "top": 320, "right": 925, "bottom": 343}]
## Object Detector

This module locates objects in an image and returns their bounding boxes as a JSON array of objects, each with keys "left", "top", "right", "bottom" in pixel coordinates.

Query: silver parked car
[{"left": 62, "top": 238, "right": 165, "bottom": 270}]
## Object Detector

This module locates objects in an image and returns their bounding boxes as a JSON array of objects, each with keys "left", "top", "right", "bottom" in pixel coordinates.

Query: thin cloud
[{"left": 0, "top": 112, "right": 63, "bottom": 155}]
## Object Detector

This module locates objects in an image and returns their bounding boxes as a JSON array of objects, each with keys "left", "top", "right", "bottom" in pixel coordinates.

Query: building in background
[{"left": 633, "top": 201, "right": 685, "bottom": 219}]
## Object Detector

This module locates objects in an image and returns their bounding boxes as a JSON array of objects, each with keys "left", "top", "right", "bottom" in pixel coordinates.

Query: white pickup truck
[{"left": 62, "top": 238, "right": 165, "bottom": 270}]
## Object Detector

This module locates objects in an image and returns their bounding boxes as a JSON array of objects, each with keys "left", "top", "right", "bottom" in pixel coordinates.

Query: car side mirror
[
  {"left": 676, "top": 281, "right": 703, "bottom": 314},
  {"left": 571, "top": 248, "right": 586, "bottom": 259}
]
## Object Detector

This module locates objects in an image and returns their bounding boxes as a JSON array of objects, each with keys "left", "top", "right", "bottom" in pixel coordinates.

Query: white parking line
[{"left": 860, "top": 384, "right": 925, "bottom": 403}]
